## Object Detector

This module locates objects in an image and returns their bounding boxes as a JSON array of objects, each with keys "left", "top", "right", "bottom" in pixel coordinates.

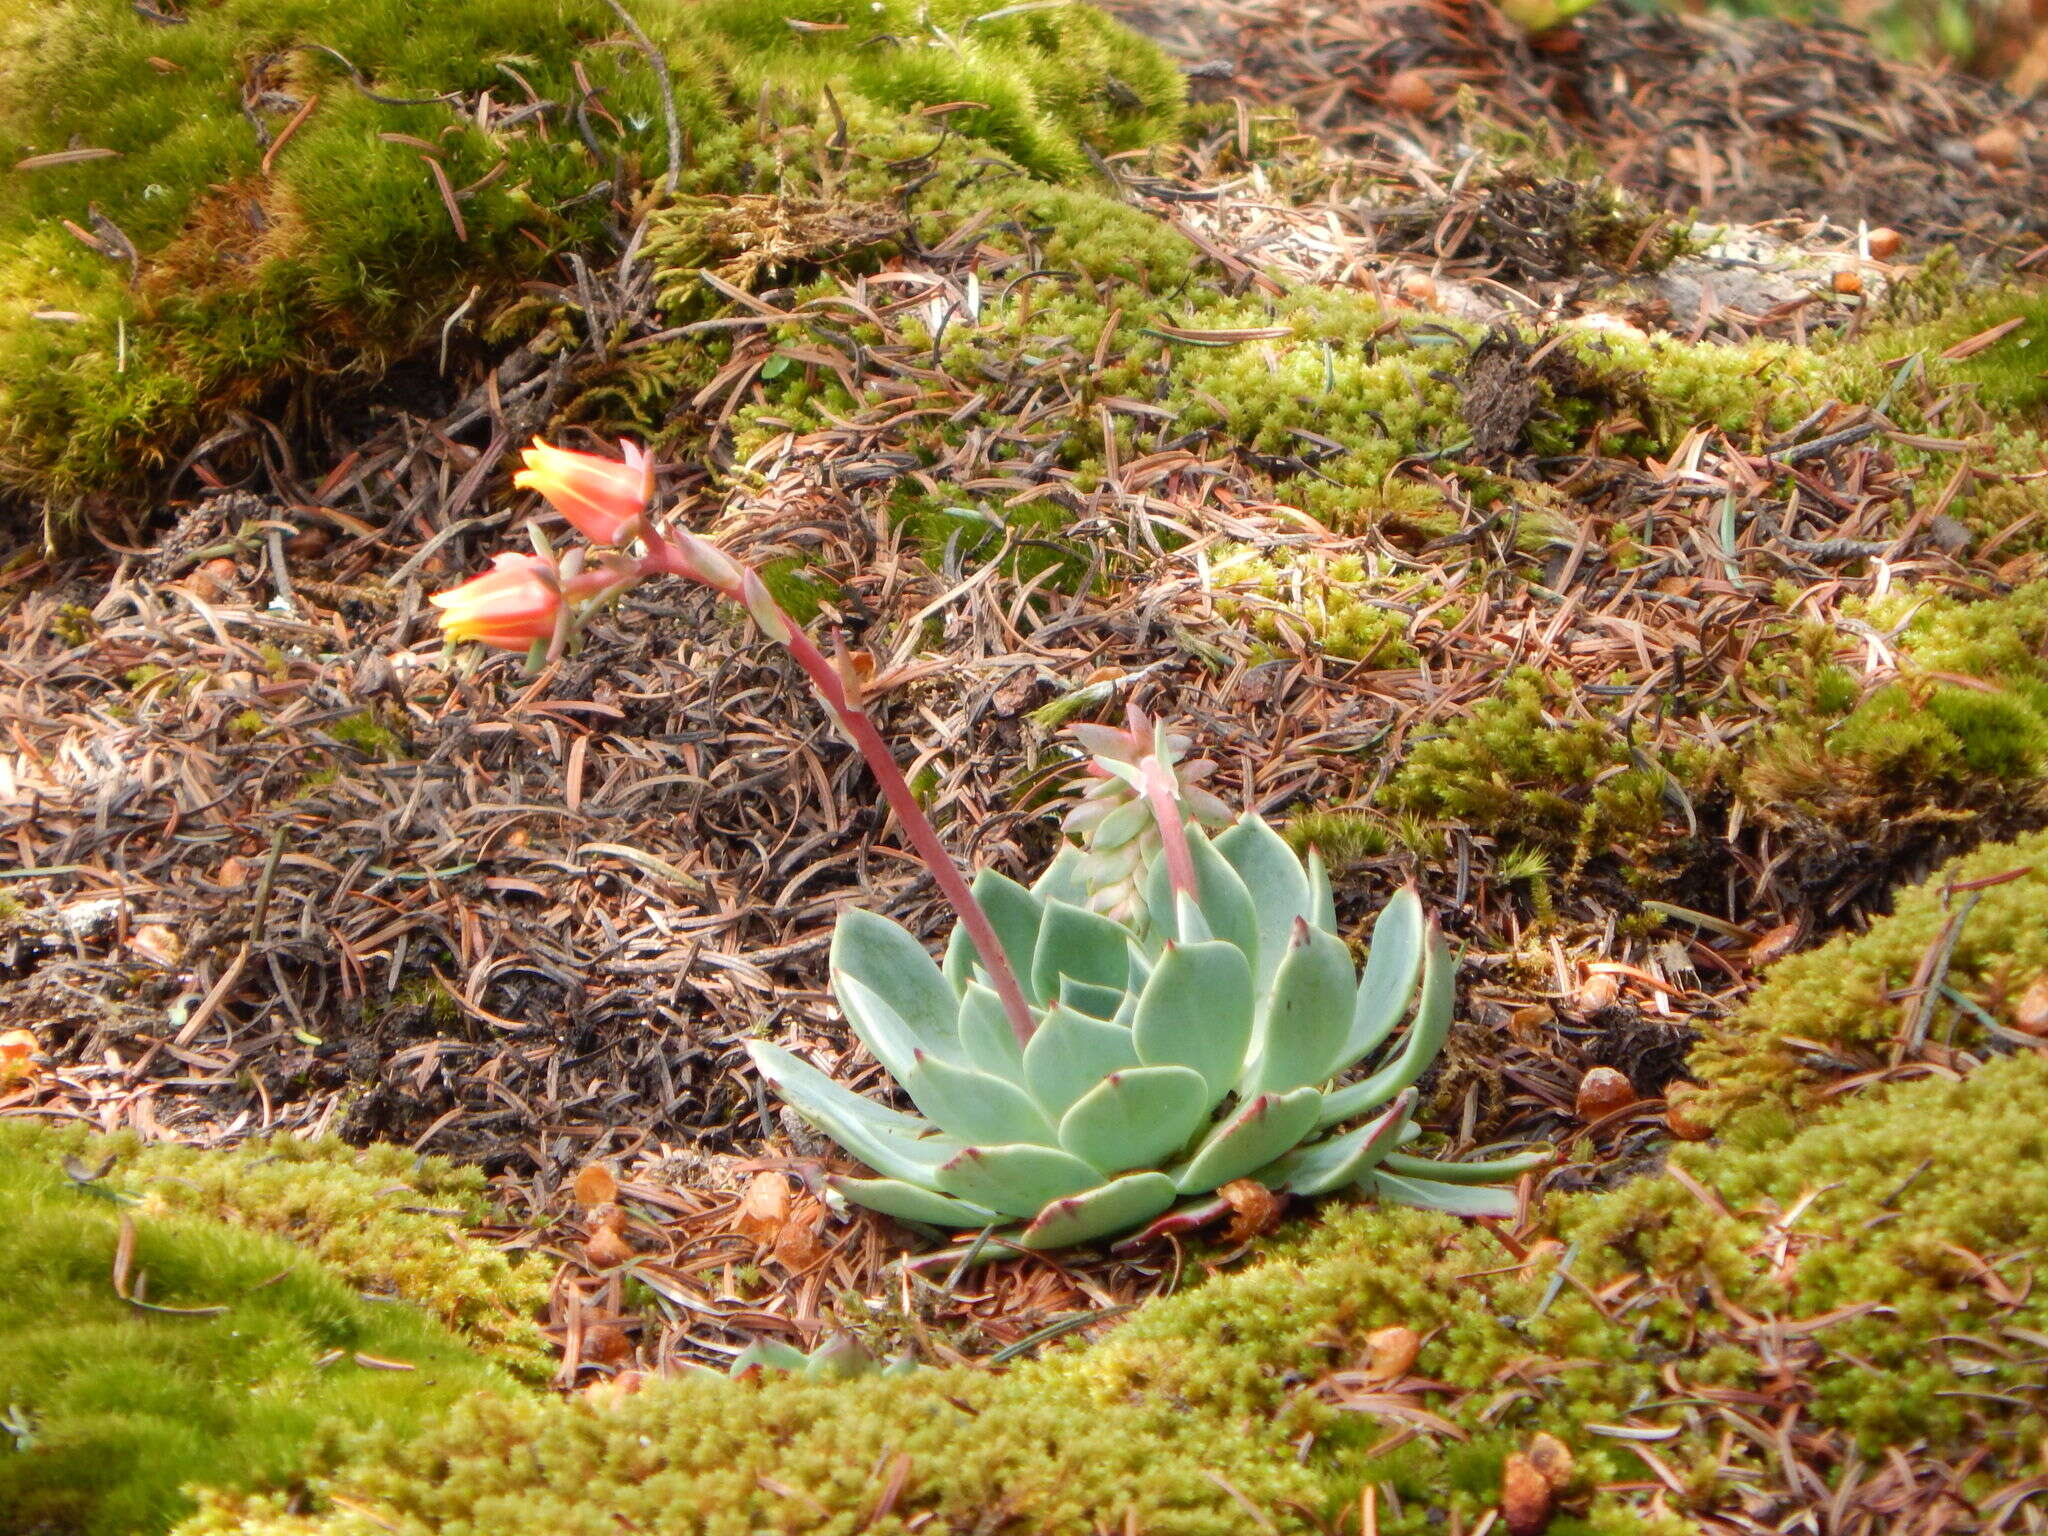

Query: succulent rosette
[{"left": 750, "top": 725, "right": 1545, "bottom": 1253}]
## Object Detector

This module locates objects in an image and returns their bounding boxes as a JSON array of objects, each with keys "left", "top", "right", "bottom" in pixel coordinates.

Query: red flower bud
[
  {"left": 429, "top": 553, "right": 562, "bottom": 650},
  {"left": 513, "top": 439, "right": 652, "bottom": 545}
]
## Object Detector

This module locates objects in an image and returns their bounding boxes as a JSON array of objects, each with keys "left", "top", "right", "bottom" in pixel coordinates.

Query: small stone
[
  {"left": 2014, "top": 976, "right": 2048, "bottom": 1037},
  {"left": 1527, "top": 1432, "right": 1574, "bottom": 1489},
  {"left": 1398, "top": 270, "right": 1439, "bottom": 308},
  {"left": 1575, "top": 1066, "right": 1636, "bottom": 1121},
  {"left": 573, "top": 1162, "right": 618, "bottom": 1208},
  {"left": 1361, "top": 1325, "right": 1420, "bottom": 1382},
  {"left": 129, "top": 924, "right": 184, "bottom": 967},
  {"left": 1865, "top": 226, "right": 1902, "bottom": 259},
  {"left": 1384, "top": 69, "right": 1437, "bottom": 113},
  {"left": 1663, "top": 1082, "right": 1713, "bottom": 1140},
  {"left": 1500, "top": 1452, "right": 1554, "bottom": 1536},
  {"left": 1748, "top": 920, "right": 1803, "bottom": 967},
  {"left": 582, "top": 1225, "right": 634, "bottom": 1269},
  {"left": 1572, "top": 971, "right": 1620, "bottom": 1013},
  {"left": 1973, "top": 124, "right": 2022, "bottom": 167},
  {"left": 582, "top": 1323, "right": 633, "bottom": 1365}
]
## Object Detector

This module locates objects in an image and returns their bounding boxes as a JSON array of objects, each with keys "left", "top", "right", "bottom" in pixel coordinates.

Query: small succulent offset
[
  {"left": 697, "top": 1334, "right": 917, "bottom": 1382},
  {"left": 433, "top": 438, "right": 1541, "bottom": 1256},
  {"left": 751, "top": 710, "right": 1546, "bottom": 1252}
]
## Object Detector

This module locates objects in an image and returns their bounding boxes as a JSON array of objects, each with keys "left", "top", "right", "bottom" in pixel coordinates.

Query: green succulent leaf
[
  {"left": 832, "top": 912, "right": 963, "bottom": 1074},
  {"left": 829, "top": 1175, "right": 1003, "bottom": 1228},
  {"left": 1023, "top": 1002, "right": 1141, "bottom": 1118},
  {"left": 1144, "top": 827, "right": 1257, "bottom": 962},
  {"left": 1131, "top": 939, "right": 1254, "bottom": 1105},
  {"left": 1306, "top": 846, "right": 1338, "bottom": 935},
  {"left": 1033, "top": 898, "right": 1133, "bottom": 1000},
  {"left": 1020, "top": 1171, "right": 1178, "bottom": 1249},
  {"left": 1251, "top": 1089, "right": 1414, "bottom": 1196},
  {"left": 747, "top": 1042, "right": 960, "bottom": 1185},
  {"left": 942, "top": 869, "right": 1047, "bottom": 1002},
  {"left": 955, "top": 982, "right": 1026, "bottom": 1083},
  {"left": 1058, "top": 976, "right": 1128, "bottom": 1019},
  {"left": 1031, "top": 847, "right": 1090, "bottom": 907},
  {"left": 1171, "top": 1086, "right": 1323, "bottom": 1193},
  {"left": 1057, "top": 1066, "right": 1211, "bottom": 1173},
  {"left": 833, "top": 972, "right": 951, "bottom": 1084},
  {"left": 1368, "top": 1170, "right": 1519, "bottom": 1218},
  {"left": 1337, "top": 885, "right": 1425, "bottom": 1074},
  {"left": 1092, "top": 796, "right": 1154, "bottom": 850},
  {"left": 729, "top": 1340, "right": 811, "bottom": 1375},
  {"left": 1316, "top": 917, "right": 1454, "bottom": 1129},
  {"left": 1215, "top": 814, "right": 1314, "bottom": 992},
  {"left": 936, "top": 1143, "right": 1104, "bottom": 1218},
  {"left": 904, "top": 1053, "right": 1059, "bottom": 1146},
  {"left": 1379, "top": 1148, "right": 1552, "bottom": 1185},
  {"left": 1241, "top": 918, "right": 1357, "bottom": 1097}
]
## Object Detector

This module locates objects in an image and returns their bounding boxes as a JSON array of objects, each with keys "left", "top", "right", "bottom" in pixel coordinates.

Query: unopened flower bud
[
  {"left": 740, "top": 568, "right": 794, "bottom": 643},
  {"left": 673, "top": 532, "right": 744, "bottom": 596}
]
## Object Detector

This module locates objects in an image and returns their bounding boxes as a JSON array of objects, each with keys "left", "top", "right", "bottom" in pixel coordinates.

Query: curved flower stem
[
  {"left": 778, "top": 626, "right": 1039, "bottom": 1047},
  {"left": 637, "top": 531, "right": 1038, "bottom": 1046},
  {"left": 1141, "top": 756, "right": 1198, "bottom": 900}
]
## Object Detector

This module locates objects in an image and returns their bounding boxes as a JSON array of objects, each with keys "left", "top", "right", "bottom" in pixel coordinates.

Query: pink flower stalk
[
  {"left": 433, "top": 438, "right": 1040, "bottom": 1046},
  {"left": 514, "top": 439, "right": 654, "bottom": 545}
]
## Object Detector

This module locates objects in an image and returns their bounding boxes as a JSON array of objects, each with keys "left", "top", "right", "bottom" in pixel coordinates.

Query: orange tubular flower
[
  {"left": 513, "top": 438, "right": 653, "bottom": 545},
  {"left": 430, "top": 553, "right": 563, "bottom": 650}
]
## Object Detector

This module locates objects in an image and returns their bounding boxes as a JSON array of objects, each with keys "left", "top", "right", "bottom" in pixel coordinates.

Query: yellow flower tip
[
  {"left": 512, "top": 437, "right": 651, "bottom": 546},
  {"left": 430, "top": 553, "right": 561, "bottom": 651}
]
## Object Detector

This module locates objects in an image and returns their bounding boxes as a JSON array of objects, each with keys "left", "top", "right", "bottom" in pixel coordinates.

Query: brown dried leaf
[
  {"left": 1219, "top": 1178, "right": 1286, "bottom": 1244},
  {"left": 572, "top": 1162, "right": 618, "bottom": 1209},
  {"left": 1501, "top": 1453, "right": 1555, "bottom": 1536},
  {"left": 1361, "top": 1325, "right": 1420, "bottom": 1383}
]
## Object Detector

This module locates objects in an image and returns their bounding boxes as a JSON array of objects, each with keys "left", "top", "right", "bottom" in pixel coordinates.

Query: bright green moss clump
[
  {"left": 166, "top": 1049, "right": 2048, "bottom": 1535},
  {"left": 1688, "top": 826, "right": 2048, "bottom": 1128},
  {"left": 1, "top": 1123, "right": 552, "bottom": 1376},
  {"left": 1740, "top": 582, "right": 2048, "bottom": 838},
  {"left": 1382, "top": 669, "right": 1709, "bottom": 870},
  {"left": 0, "top": 1123, "right": 510, "bottom": 1536},
  {"left": 0, "top": 0, "right": 1181, "bottom": 504}
]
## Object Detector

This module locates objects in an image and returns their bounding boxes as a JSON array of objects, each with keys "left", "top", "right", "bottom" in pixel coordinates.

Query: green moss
[
  {"left": 1739, "top": 582, "right": 2048, "bottom": 835},
  {"left": 1688, "top": 826, "right": 2048, "bottom": 1127},
  {"left": 1381, "top": 669, "right": 1707, "bottom": 871},
  {"left": 1207, "top": 546, "right": 1430, "bottom": 664},
  {"left": 0, "top": 0, "right": 1182, "bottom": 507},
  {"left": 0, "top": 1122, "right": 509, "bottom": 1536},
  {"left": 0, "top": 1123, "right": 553, "bottom": 1377},
  {"left": 167, "top": 1049, "right": 2048, "bottom": 1535},
  {"left": 325, "top": 710, "right": 410, "bottom": 762}
]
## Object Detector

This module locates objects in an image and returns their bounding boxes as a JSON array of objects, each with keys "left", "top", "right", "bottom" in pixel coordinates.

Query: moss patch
[
  {"left": 1687, "top": 826, "right": 2048, "bottom": 1128},
  {"left": 0, "top": 0, "right": 1181, "bottom": 504},
  {"left": 1, "top": 1122, "right": 553, "bottom": 1376},
  {"left": 166, "top": 1049, "right": 2048, "bottom": 1535},
  {"left": 0, "top": 1123, "right": 509, "bottom": 1536}
]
